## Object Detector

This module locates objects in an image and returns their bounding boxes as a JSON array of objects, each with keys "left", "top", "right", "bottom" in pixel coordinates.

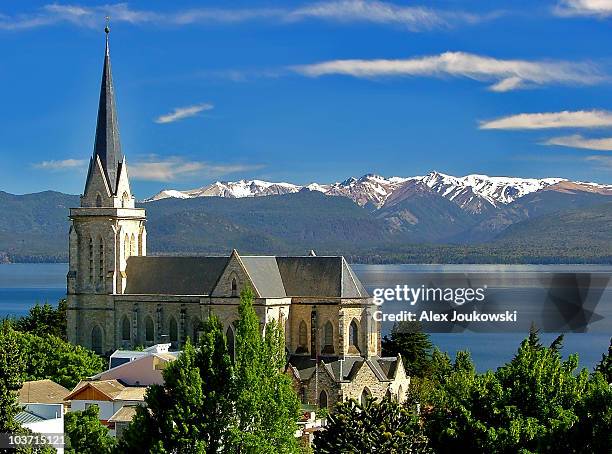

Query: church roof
[
  {"left": 276, "top": 256, "right": 368, "bottom": 298},
  {"left": 87, "top": 27, "right": 123, "bottom": 195},
  {"left": 124, "top": 253, "right": 369, "bottom": 298},
  {"left": 287, "top": 355, "right": 399, "bottom": 383},
  {"left": 125, "top": 256, "right": 228, "bottom": 295}
]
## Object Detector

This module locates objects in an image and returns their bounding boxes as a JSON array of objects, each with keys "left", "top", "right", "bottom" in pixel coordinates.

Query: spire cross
[{"left": 105, "top": 16, "right": 110, "bottom": 34}]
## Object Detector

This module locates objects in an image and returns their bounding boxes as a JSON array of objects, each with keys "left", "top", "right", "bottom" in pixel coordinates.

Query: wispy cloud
[
  {"left": 129, "top": 156, "right": 264, "bottom": 182},
  {"left": 543, "top": 134, "right": 612, "bottom": 150},
  {"left": 33, "top": 158, "right": 86, "bottom": 169},
  {"left": 0, "top": 1, "right": 496, "bottom": 32},
  {"left": 554, "top": 0, "right": 612, "bottom": 18},
  {"left": 479, "top": 110, "right": 612, "bottom": 129},
  {"left": 586, "top": 155, "right": 612, "bottom": 170},
  {"left": 154, "top": 103, "right": 213, "bottom": 124},
  {"left": 292, "top": 52, "right": 603, "bottom": 92}
]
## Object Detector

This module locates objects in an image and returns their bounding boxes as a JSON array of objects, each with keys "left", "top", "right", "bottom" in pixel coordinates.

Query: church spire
[{"left": 92, "top": 20, "right": 123, "bottom": 194}]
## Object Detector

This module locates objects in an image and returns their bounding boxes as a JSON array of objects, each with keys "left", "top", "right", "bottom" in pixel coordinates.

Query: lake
[{"left": 1, "top": 262, "right": 610, "bottom": 372}]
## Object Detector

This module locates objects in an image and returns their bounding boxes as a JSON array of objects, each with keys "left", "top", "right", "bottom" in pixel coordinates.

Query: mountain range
[{"left": 1, "top": 171, "right": 611, "bottom": 264}]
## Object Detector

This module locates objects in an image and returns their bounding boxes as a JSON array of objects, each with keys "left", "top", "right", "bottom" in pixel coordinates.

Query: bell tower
[{"left": 67, "top": 24, "right": 146, "bottom": 353}]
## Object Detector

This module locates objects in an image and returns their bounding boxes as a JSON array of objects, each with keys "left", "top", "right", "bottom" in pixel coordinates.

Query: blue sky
[{"left": 1, "top": 0, "right": 612, "bottom": 197}]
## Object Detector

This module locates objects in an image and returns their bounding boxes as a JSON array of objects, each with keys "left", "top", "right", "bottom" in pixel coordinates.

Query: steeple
[{"left": 91, "top": 22, "right": 123, "bottom": 194}]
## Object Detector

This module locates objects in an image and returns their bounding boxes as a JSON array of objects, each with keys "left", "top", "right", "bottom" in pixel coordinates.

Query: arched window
[
  {"left": 385, "top": 388, "right": 392, "bottom": 401},
  {"left": 349, "top": 319, "right": 359, "bottom": 350},
  {"left": 91, "top": 325, "right": 103, "bottom": 354},
  {"left": 226, "top": 326, "right": 235, "bottom": 362},
  {"left": 130, "top": 233, "right": 136, "bottom": 256},
  {"left": 88, "top": 238, "right": 94, "bottom": 283},
  {"left": 360, "top": 387, "right": 371, "bottom": 406},
  {"left": 231, "top": 278, "right": 238, "bottom": 297},
  {"left": 124, "top": 233, "right": 130, "bottom": 260},
  {"left": 397, "top": 385, "right": 404, "bottom": 403},
  {"left": 121, "top": 191, "right": 129, "bottom": 208},
  {"left": 121, "top": 316, "right": 130, "bottom": 341},
  {"left": 145, "top": 316, "right": 154, "bottom": 343},
  {"left": 169, "top": 317, "right": 178, "bottom": 343},
  {"left": 322, "top": 321, "right": 334, "bottom": 354},
  {"left": 192, "top": 318, "right": 202, "bottom": 344},
  {"left": 298, "top": 320, "right": 308, "bottom": 352},
  {"left": 319, "top": 390, "right": 328, "bottom": 409},
  {"left": 95, "top": 193, "right": 102, "bottom": 207},
  {"left": 98, "top": 237, "right": 104, "bottom": 284}
]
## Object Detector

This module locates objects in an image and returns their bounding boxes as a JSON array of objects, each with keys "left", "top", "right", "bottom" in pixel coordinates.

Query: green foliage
[
  {"left": 119, "top": 288, "right": 300, "bottom": 454},
  {"left": 381, "top": 321, "right": 433, "bottom": 378},
  {"left": 0, "top": 322, "right": 25, "bottom": 433},
  {"left": 13, "top": 330, "right": 105, "bottom": 389},
  {"left": 64, "top": 404, "right": 116, "bottom": 454},
  {"left": 313, "top": 396, "right": 432, "bottom": 454},
  {"left": 422, "top": 330, "right": 612, "bottom": 454},
  {"left": 12, "top": 300, "right": 67, "bottom": 340},
  {"left": 595, "top": 337, "right": 611, "bottom": 383},
  {"left": 231, "top": 287, "right": 301, "bottom": 453}
]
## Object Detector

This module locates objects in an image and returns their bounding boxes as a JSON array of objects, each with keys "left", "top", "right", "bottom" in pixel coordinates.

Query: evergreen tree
[
  {"left": 64, "top": 405, "right": 116, "bottom": 454},
  {"left": 313, "top": 396, "right": 432, "bottom": 454},
  {"left": 0, "top": 322, "right": 24, "bottom": 434},
  {"left": 118, "top": 315, "right": 234, "bottom": 454},
  {"left": 595, "top": 337, "right": 611, "bottom": 383},
  {"left": 381, "top": 321, "right": 433, "bottom": 377},
  {"left": 232, "top": 287, "right": 300, "bottom": 453}
]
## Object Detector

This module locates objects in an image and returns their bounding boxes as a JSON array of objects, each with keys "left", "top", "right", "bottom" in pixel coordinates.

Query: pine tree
[
  {"left": 117, "top": 315, "right": 234, "bottom": 454},
  {"left": 381, "top": 321, "right": 433, "bottom": 377},
  {"left": 232, "top": 287, "right": 300, "bottom": 453}
]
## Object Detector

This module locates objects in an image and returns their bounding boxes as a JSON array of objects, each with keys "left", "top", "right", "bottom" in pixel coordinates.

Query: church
[{"left": 66, "top": 28, "right": 409, "bottom": 410}]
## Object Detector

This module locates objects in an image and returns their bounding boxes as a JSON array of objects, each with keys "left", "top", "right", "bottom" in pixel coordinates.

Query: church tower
[{"left": 67, "top": 26, "right": 146, "bottom": 353}]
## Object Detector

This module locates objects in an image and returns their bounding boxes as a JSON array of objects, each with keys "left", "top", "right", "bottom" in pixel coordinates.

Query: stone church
[{"left": 67, "top": 29, "right": 409, "bottom": 409}]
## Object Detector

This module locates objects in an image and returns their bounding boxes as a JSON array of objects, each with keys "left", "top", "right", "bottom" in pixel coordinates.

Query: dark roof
[
  {"left": 240, "top": 256, "right": 286, "bottom": 298},
  {"left": 123, "top": 253, "right": 369, "bottom": 298},
  {"left": 125, "top": 256, "right": 228, "bottom": 295},
  {"left": 288, "top": 355, "right": 397, "bottom": 383},
  {"left": 276, "top": 257, "right": 368, "bottom": 298},
  {"left": 89, "top": 31, "right": 123, "bottom": 195}
]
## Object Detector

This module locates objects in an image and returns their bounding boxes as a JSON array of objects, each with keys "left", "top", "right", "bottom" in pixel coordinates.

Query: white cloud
[
  {"left": 554, "top": 0, "right": 612, "bottom": 17},
  {"left": 480, "top": 110, "right": 612, "bottom": 129},
  {"left": 154, "top": 103, "right": 213, "bottom": 124},
  {"left": 34, "top": 158, "right": 86, "bottom": 169},
  {"left": 129, "top": 156, "right": 264, "bottom": 182},
  {"left": 585, "top": 155, "right": 612, "bottom": 169},
  {"left": 0, "top": 1, "right": 495, "bottom": 31},
  {"left": 543, "top": 134, "right": 612, "bottom": 150},
  {"left": 292, "top": 52, "right": 603, "bottom": 92}
]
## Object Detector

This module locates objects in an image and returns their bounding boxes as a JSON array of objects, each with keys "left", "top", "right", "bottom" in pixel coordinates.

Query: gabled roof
[
  {"left": 125, "top": 256, "right": 228, "bottom": 295},
  {"left": 123, "top": 253, "right": 369, "bottom": 299},
  {"left": 108, "top": 405, "right": 138, "bottom": 423},
  {"left": 66, "top": 379, "right": 147, "bottom": 402},
  {"left": 19, "top": 380, "right": 70, "bottom": 405},
  {"left": 240, "top": 256, "right": 286, "bottom": 298},
  {"left": 287, "top": 355, "right": 398, "bottom": 383},
  {"left": 276, "top": 256, "right": 368, "bottom": 298}
]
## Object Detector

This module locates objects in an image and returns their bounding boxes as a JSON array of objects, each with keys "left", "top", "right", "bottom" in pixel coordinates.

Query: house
[
  {"left": 65, "top": 379, "right": 146, "bottom": 430},
  {"left": 16, "top": 403, "right": 64, "bottom": 454},
  {"left": 90, "top": 344, "right": 178, "bottom": 386}
]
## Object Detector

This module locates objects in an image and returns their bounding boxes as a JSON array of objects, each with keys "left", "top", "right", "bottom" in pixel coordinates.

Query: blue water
[{"left": 1, "top": 263, "right": 609, "bottom": 372}]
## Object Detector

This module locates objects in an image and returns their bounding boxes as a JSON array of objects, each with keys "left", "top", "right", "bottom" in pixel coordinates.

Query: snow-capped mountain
[
  {"left": 143, "top": 171, "right": 610, "bottom": 214},
  {"left": 420, "top": 171, "right": 566, "bottom": 214},
  {"left": 146, "top": 180, "right": 301, "bottom": 202}
]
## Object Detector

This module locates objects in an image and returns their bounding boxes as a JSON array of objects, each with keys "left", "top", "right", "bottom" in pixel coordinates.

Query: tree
[
  {"left": 0, "top": 322, "right": 25, "bottom": 434},
  {"left": 595, "top": 337, "right": 611, "bottom": 383},
  {"left": 64, "top": 404, "right": 116, "bottom": 454},
  {"left": 119, "top": 288, "right": 300, "bottom": 453},
  {"left": 231, "top": 287, "right": 301, "bottom": 453},
  {"left": 13, "top": 300, "right": 67, "bottom": 340},
  {"left": 118, "top": 315, "right": 234, "bottom": 454},
  {"left": 381, "top": 321, "right": 433, "bottom": 378},
  {"left": 313, "top": 396, "right": 432, "bottom": 454},
  {"left": 14, "top": 330, "right": 105, "bottom": 389},
  {"left": 422, "top": 330, "right": 612, "bottom": 453}
]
